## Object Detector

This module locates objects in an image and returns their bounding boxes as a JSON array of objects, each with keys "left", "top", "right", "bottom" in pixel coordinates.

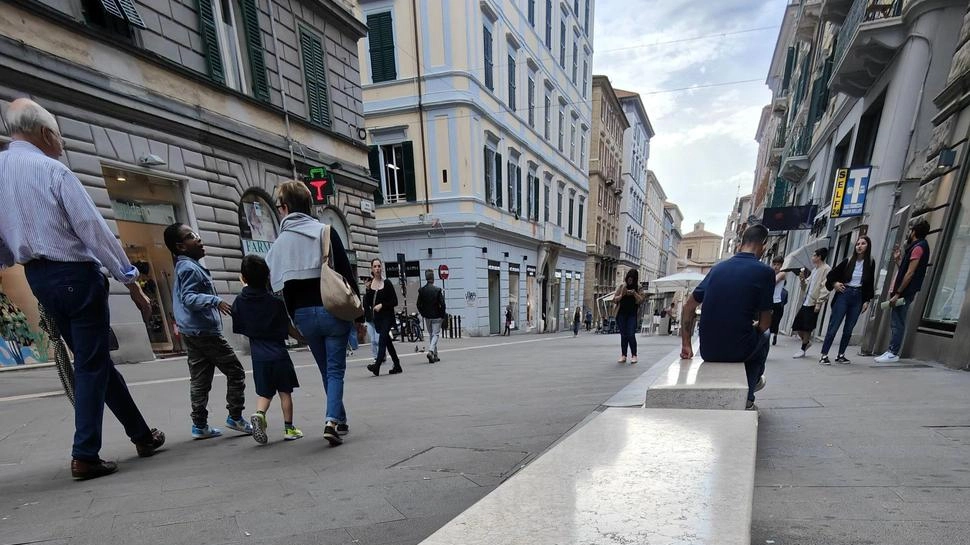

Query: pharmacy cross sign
[
  {"left": 304, "top": 166, "right": 336, "bottom": 205},
  {"left": 830, "top": 166, "right": 872, "bottom": 218}
]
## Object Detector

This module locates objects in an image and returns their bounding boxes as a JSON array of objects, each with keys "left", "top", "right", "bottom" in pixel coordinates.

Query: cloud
[{"left": 593, "top": 0, "right": 786, "bottom": 236}]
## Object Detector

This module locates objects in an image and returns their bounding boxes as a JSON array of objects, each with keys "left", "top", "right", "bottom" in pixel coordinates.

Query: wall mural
[{"left": 0, "top": 292, "right": 49, "bottom": 366}]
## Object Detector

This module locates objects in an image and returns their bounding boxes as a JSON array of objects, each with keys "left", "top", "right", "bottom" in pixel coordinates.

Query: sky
[{"left": 593, "top": 0, "right": 786, "bottom": 238}]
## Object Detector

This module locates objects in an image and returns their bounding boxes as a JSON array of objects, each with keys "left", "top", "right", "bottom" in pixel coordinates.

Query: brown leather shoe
[
  {"left": 71, "top": 458, "right": 118, "bottom": 480},
  {"left": 134, "top": 428, "right": 165, "bottom": 458}
]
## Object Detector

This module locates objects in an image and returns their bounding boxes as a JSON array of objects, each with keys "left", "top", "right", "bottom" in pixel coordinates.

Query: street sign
[
  {"left": 438, "top": 264, "right": 450, "bottom": 280},
  {"left": 305, "top": 166, "right": 335, "bottom": 205},
  {"left": 830, "top": 166, "right": 871, "bottom": 218},
  {"left": 396, "top": 253, "right": 407, "bottom": 283}
]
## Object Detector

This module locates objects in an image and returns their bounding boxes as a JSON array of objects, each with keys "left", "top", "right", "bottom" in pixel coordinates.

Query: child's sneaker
[
  {"left": 191, "top": 425, "right": 223, "bottom": 439},
  {"left": 283, "top": 426, "right": 304, "bottom": 441},
  {"left": 251, "top": 412, "right": 268, "bottom": 444},
  {"left": 226, "top": 416, "right": 253, "bottom": 435}
]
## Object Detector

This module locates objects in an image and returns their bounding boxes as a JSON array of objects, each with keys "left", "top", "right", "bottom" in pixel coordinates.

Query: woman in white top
[
  {"left": 818, "top": 236, "right": 876, "bottom": 365},
  {"left": 769, "top": 257, "right": 787, "bottom": 346}
]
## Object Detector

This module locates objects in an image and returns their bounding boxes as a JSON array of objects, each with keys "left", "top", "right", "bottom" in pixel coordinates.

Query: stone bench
[
  {"left": 418, "top": 407, "right": 758, "bottom": 545},
  {"left": 644, "top": 356, "right": 749, "bottom": 410}
]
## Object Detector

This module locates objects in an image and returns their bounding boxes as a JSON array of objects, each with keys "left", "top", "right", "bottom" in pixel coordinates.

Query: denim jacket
[{"left": 172, "top": 255, "right": 223, "bottom": 336}]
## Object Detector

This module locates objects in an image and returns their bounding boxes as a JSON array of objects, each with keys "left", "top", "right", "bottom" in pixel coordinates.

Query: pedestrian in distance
[
  {"left": 875, "top": 219, "right": 931, "bottom": 363},
  {"left": 416, "top": 269, "right": 446, "bottom": 363},
  {"left": 680, "top": 224, "right": 774, "bottom": 410},
  {"left": 585, "top": 308, "right": 592, "bottom": 331},
  {"left": 504, "top": 304, "right": 513, "bottom": 336},
  {"left": 573, "top": 307, "right": 581, "bottom": 337},
  {"left": 231, "top": 255, "right": 303, "bottom": 443},
  {"left": 791, "top": 247, "right": 831, "bottom": 358},
  {"left": 614, "top": 269, "right": 645, "bottom": 364},
  {"left": 266, "top": 181, "right": 359, "bottom": 445},
  {"left": 365, "top": 259, "right": 403, "bottom": 376},
  {"left": 769, "top": 257, "right": 788, "bottom": 346},
  {"left": 818, "top": 236, "right": 875, "bottom": 365},
  {"left": 164, "top": 222, "right": 253, "bottom": 440},
  {"left": 361, "top": 277, "right": 380, "bottom": 361},
  {"left": 0, "top": 98, "right": 164, "bottom": 480}
]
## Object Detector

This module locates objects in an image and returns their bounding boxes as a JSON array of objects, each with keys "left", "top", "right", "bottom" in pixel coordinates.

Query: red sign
[
  {"left": 306, "top": 179, "right": 329, "bottom": 204},
  {"left": 438, "top": 264, "right": 450, "bottom": 280}
]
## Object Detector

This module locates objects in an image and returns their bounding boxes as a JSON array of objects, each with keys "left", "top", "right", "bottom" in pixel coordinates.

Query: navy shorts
[{"left": 252, "top": 356, "right": 300, "bottom": 398}]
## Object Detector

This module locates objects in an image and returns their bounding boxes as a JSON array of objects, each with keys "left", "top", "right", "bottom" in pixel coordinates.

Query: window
[
  {"left": 568, "top": 191, "right": 575, "bottom": 235},
  {"left": 573, "top": 0, "right": 579, "bottom": 14},
  {"left": 558, "top": 105, "right": 564, "bottom": 152},
  {"left": 571, "top": 41, "right": 578, "bottom": 84},
  {"left": 580, "top": 127, "right": 587, "bottom": 168},
  {"left": 508, "top": 54, "right": 517, "bottom": 110},
  {"left": 367, "top": 12, "right": 397, "bottom": 83},
  {"left": 544, "top": 182, "right": 551, "bottom": 222},
  {"left": 559, "top": 21, "right": 566, "bottom": 67},
  {"left": 544, "top": 92, "right": 552, "bottom": 139},
  {"left": 484, "top": 146, "right": 503, "bottom": 207},
  {"left": 528, "top": 0, "right": 535, "bottom": 25},
  {"left": 81, "top": 0, "right": 145, "bottom": 37},
  {"left": 583, "top": 0, "right": 589, "bottom": 34},
  {"left": 578, "top": 198, "right": 584, "bottom": 239},
  {"left": 924, "top": 184, "right": 970, "bottom": 325},
  {"left": 527, "top": 169, "right": 539, "bottom": 221},
  {"left": 483, "top": 26, "right": 494, "bottom": 90},
  {"left": 368, "top": 142, "right": 416, "bottom": 204},
  {"left": 556, "top": 185, "right": 563, "bottom": 227},
  {"left": 545, "top": 0, "right": 553, "bottom": 50},
  {"left": 569, "top": 115, "right": 577, "bottom": 161},
  {"left": 527, "top": 75, "right": 536, "bottom": 127},
  {"left": 687, "top": 248, "right": 693, "bottom": 259},
  {"left": 507, "top": 157, "right": 521, "bottom": 214},
  {"left": 582, "top": 59, "right": 588, "bottom": 98},
  {"left": 198, "top": 0, "right": 269, "bottom": 100},
  {"left": 300, "top": 28, "right": 331, "bottom": 127}
]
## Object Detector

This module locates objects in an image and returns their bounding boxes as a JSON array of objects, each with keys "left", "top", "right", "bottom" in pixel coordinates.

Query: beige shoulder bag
[{"left": 319, "top": 224, "right": 364, "bottom": 321}]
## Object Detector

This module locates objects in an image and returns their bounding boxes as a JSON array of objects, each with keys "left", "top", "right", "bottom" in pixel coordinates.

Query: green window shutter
[
  {"left": 197, "top": 0, "right": 225, "bottom": 85},
  {"left": 507, "top": 162, "right": 515, "bottom": 212},
  {"left": 300, "top": 28, "right": 331, "bottom": 127},
  {"left": 484, "top": 148, "right": 492, "bottom": 204},
  {"left": 369, "top": 146, "right": 384, "bottom": 205},
  {"left": 515, "top": 167, "right": 522, "bottom": 216},
  {"left": 532, "top": 175, "right": 539, "bottom": 220},
  {"left": 402, "top": 141, "right": 417, "bottom": 202},
  {"left": 495, "top": 152, "right": 503, "bottom": 208},
  {"left": 240, "top": 0, "right": 270, "bottom": 101},
  {"left": 782, "top": 46, "right": 794, "bottom": 91},
  {"left": 367, "top": 12, "right": 396, "bottom": 83}
]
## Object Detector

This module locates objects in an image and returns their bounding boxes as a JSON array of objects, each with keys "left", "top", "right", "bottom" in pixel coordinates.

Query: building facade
[
  {"left": 722, "top": 193, "right": 752, "bottom": 257},
  {"left": 678, "top": 221, "right": 721, "bottom": 273},
  {"left": 659, "top": 200, "right": 683, "bottom": 312},
  {"left": 583, "top": 75, "right": 628, "bottom": 324},
  {"left": 643, "top": 170, "right": 666, "bottom": 284},
  {"left": 358, "top": 0, "right": 594, "bottom": 335},
  {"left": 0, "top": 0, "right": 377, "bottom": 364},
  {"left": 615, "top": 88, "right": 654, "bottom": 285}
]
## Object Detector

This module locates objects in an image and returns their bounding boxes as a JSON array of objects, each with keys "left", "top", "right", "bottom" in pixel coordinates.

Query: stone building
[
  {"left": 615, "top": 88, "right": 653, "bottom": 285},
  {"left": 0, "top": 0, "right": 377, "bottom": 363},
  {"left": 678, "top": 221, "right": 721, "bottom": 274}
]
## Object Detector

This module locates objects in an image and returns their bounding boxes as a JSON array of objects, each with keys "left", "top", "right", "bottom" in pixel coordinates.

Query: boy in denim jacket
[{"left": 164, "top": 223, "right": 252, "bottom": 439}]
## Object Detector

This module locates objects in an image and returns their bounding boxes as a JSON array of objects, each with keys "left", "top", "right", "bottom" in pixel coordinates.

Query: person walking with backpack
[
  {"left": 818, "top": 236, "right": 875, "bottom": 365},
  {"left": 417, "top": 269, "right": 446, "bottom": 363}
]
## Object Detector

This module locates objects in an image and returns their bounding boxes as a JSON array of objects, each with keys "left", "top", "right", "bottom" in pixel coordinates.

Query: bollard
[{"left": 457, "top": 316, "right": 462, "bottom": 338}]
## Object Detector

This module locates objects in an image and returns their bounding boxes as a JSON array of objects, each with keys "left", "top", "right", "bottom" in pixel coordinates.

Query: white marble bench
[
  {"left": 418, "top": 407, "right": 758, "bottom": 545},
  {"left": 644, "top": 356, "right": 748, "bottom": 410}
]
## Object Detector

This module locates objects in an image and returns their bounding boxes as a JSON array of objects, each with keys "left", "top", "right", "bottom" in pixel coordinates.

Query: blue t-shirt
[
  {"left": 692, "top": 253, "right": 775, "bottom": 362},
  {"left": 231, "top": 286, "right": 291, "bottom": 362}
]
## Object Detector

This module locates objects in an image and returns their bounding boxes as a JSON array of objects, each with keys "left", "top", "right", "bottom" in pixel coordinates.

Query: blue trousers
[
  {"left": 24, "top": 260, "right": 152, "bottom": 461},
  {"left": 293, "top": 306, "right": 351, "bottom": 424},
  {"left": 616, "top": 313, "right": 637, "bottom": 356},
  {"left": 889, "top": 294, "right": 916, "bottom": 355},
  {"left": 821, "top": 287, "right": 863, "bottom": 356}
]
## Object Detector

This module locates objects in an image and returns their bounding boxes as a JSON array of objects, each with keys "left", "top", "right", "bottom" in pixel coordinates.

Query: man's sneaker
[
  {"left": 793, "top": 350, "right": 806, "bottom": 358},
  {"left": 835, "top": 355, "right": 851, "bottom": 364},
  {"left": 251, "top": 413, "right": 268, "bottom": 444},
  {"left": 323, "top": 422, "right": 343, "bottom": 446},
  {"left": 283, "top": 426, "right": 304, "bottom": 441},
  {"left": 875, "top": 351, "right": 900, "bottom": 363},
  {"left": 818, "top": 356, "right": 832, "bottom": 365},
  {"left": 226, "top": 416, "right": 253, "bottom": 435},
  {"left": 336, "top": 423, "right": 350, "bottom": 436},
  {"left": 427, "top": 352, "right": 435, "bottom": 364},
  {"left": 745, "top": 400, "right": 758, "bottom": 411},
  {"left": 191, "top": 425, "right": 223, "bottom": 439},
  {"left": 754, "top": 375, "right": 766, "bottom": 392}
]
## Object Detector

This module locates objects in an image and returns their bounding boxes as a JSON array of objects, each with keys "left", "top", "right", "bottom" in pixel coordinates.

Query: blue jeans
[
  {"left": 425, "top": 318, "right": 443, "bottom": 356},
  {"left": 24, "top": 260, "right": 152, "bottom": 461},
  {"left": 347, "top": 325, "right": 359, "bottom": 351},
  {"left": 293, "top": 306, "right": 351, "bottom": 424},
  {"left": 745, "top": 330, "right": 770, "bottom": 402},
  {"left": 889, "top": 294, "right": 916, "bottom": 355},
  {"left": 616, "top": 313, "right": 637, "bottom": 356},
  {"left": 821, "top": 287, "right": 863, "bottom": 356}
]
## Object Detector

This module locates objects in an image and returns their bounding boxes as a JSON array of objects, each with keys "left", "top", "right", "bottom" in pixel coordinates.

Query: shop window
[{"left": 923, "top": 185, "right": 970, "bottom": 327}]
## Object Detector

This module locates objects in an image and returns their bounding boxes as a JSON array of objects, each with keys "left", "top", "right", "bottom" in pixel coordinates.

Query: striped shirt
[{"left": 0, "top": 140, "right": 137, "bottom": 283}]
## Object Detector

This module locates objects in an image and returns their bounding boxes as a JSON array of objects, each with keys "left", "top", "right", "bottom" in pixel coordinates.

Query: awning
[{"left": 782, "top": 237, "right": 831, "bottom": 271}]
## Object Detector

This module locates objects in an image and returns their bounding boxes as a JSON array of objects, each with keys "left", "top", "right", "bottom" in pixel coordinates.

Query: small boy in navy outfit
[{"left": 232, "top": 255, "right": 303, "bottom": 443}]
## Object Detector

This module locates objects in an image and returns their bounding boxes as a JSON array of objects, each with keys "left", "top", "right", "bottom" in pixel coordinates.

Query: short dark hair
[
  {"left": 240, "top": 255, "right": 270, "bottom": 290},
  {"left": 741, "top": 224, "right": 769, "bottom": 246},
  {"left": 772, "top": 256, "right": 784, "bottom": 265},
  {"left": 425, "top": 269, "right": 434, "bottom": 282},
  {"left": 163, "top": 223, "right": 187, "bottom": 255},
  {"left": 911, "top": 218, "right": 930, "bottom": 239},
  {"left": 815, "top": 247, "right": 829, "bottom": 261}
]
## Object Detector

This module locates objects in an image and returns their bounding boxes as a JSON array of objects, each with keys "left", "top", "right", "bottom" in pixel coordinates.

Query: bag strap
[{"left": 320, "top": 224, "right": 332, "bottom": 266}]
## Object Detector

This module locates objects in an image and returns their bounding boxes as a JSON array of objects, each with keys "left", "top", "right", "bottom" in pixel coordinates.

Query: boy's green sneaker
[
  {"left": 283, "top": 426, "right": 304, "bottom": 441},
  {"left": 251, "top": 412, "right": 268, "bottom": 444}
]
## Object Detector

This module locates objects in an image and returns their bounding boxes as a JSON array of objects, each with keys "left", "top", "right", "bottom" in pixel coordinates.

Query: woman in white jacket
[{"left": 792, "top": 247, "right": 831, "bottom": 358}]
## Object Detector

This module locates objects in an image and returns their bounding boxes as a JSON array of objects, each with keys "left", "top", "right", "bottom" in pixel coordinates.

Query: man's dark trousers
[
  {"left": 744, "top": 329, "right": 770, "bottom": 402},
  {"left": 24, "top": 260, "right": 152, "bottom": 461}
]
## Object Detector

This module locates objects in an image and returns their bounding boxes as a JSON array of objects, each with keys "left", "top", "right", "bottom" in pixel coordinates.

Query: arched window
[{"left": 239, "top": 188, "right": 280, "bottom": 256}]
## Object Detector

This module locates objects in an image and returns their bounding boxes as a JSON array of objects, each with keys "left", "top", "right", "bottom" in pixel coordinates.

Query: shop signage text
[
  {"left": 830, "top": 166, "right": 871, "bottom": 218},
  {"left": 526, "top": 265, "right": 537, "bottom": 277},
  {"left": 508, "top": 263, "right": 521, "bottom": 274},
  {"left": 487, "top": 260, "right": 501, "bottom": 272},
  {"left": 242, "top": 239, "right": 273, "bottom": 257}
]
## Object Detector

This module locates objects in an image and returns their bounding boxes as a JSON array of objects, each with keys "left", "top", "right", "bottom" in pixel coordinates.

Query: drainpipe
[
  {"left": 267, "top": 0, "right": 298, "bottom": 179},
  {"left": 411, "top": 0, "right": 431, "bottom": 214}
]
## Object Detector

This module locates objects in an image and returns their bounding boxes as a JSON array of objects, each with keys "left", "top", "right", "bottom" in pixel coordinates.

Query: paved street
[{"left": 0, "top": 332, "right": 680, "bottom": 545}]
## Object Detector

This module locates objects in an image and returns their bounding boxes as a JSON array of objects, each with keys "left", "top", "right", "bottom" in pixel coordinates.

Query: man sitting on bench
[{"left": 680, "top": 224, "right": 775, "bottom": 410}]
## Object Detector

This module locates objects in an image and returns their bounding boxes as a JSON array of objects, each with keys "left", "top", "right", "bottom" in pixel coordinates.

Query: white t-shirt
[
  {"left": 773, "top": 278, "right": 785, "bottom": 304},
  {"left": 803, "top": 268, "right": 819, "bottom": 307},
  {"left": 848, "top": 260, "right": 864, "bottom": 287}
]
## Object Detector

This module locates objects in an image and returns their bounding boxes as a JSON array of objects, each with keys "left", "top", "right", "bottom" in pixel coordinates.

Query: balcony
[
  {"left": 771, "top": 89, "right": 789, "bottom": 116},
  {"left": 821, "top": 0, "right": 853, "bottom": 22},
  {"left": 830, "top": 0, "right": 906, "bottom": 97},
  {"left": 779, "top": 123, "right": 811, "bottom": 181},
  {"left": 603, "top": 242, "right": 621, "bottom": 261},
  {"left": 796, "top": 0, "right": 823, "bottom": 41}
]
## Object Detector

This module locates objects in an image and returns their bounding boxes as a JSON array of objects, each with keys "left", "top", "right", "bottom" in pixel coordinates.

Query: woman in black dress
[
  {"left": 365, "top": 259, "right": 402, "bottom": 376},
  {"left": 613, "top": 269, "right": 645, "bottom": 364}
]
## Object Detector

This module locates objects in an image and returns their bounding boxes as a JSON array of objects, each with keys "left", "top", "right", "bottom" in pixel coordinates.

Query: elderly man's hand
[{"left": 127, "top": 283, "right": 151, "bottom": 319}]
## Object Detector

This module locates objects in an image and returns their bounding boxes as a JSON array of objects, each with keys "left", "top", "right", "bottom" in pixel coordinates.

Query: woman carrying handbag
[
  {"left": 266, "top": 181, "right": 360, "bottom": 446},
  {"left": 365, "top": 259, "right": 403, "bottom": 376}
]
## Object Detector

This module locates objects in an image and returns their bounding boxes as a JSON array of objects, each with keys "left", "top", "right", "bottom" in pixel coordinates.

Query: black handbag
[{"left": 108, "top": 327, "right": 119, "bottom": 351}]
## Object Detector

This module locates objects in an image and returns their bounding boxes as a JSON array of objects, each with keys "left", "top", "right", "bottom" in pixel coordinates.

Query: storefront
[{"left": 508, "top": 262, "right": 520, "bottom": 331}]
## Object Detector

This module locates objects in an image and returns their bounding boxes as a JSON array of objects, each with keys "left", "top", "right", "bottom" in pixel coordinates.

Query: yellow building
[
  {"left": 678, "top": 221, "right": 722, "bottom": 274},
  {"left": 357, "top": 0, "right": 594, "bottom": 334}
]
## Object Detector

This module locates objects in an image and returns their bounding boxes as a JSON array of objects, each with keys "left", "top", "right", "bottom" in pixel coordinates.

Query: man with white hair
[{"left": 0, "top": 98, "right": 165, "bottom": 480}]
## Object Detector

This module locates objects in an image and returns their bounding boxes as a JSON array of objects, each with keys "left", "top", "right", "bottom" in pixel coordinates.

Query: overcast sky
[{"left": 593, "top": 0, "right": 786, "bottom": 237}]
